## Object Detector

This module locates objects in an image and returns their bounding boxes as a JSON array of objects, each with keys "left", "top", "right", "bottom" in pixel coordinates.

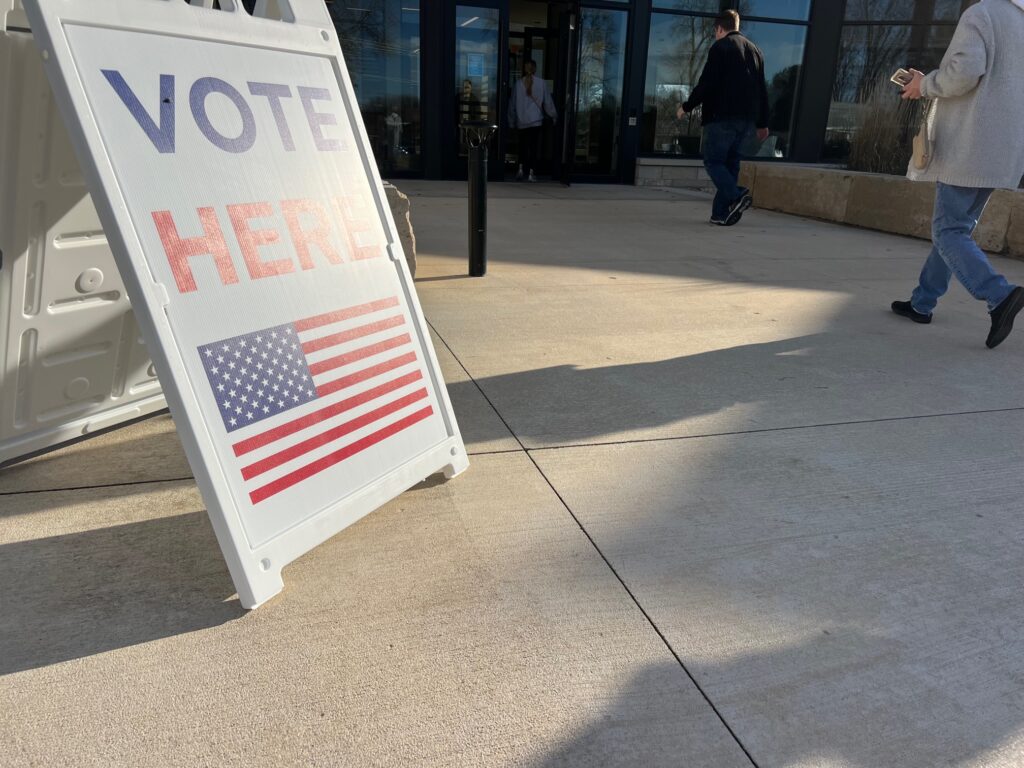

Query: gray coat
[{"left": 907, "top": 0, "right": 1024, "bottom": 189}]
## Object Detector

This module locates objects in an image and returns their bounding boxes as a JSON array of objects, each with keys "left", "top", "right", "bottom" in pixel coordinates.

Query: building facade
[{"left": 317, "top": 0, "right": 977, "bottom": 184}]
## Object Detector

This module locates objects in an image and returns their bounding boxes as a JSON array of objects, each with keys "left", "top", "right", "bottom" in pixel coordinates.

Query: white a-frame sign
[{"left": 15, "top": 0, "right": 468, "bottom": 608}]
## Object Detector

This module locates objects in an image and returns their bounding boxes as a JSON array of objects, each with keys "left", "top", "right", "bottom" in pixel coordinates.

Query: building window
[
  {"left": 744, "top": 20, "right": 806, "bottom": 157},
  {"left": 824, "top": 1, "right": 977, "bottom": 164},
  {"left": 641, "top": 3, "right": 807, "bottom": 160},
  {"left": 742, "top": 0, "right": 811, "bottom": 20},
  {"left": 844, "top": 0, "right": 965, "bottom": 22},
  {"left": 574, "top": 7, "right": 629, "bottom": 175},
  {"left": 642, "top": 13, "right": 716, "bottom": 157},
  {"left": 653, "top": 0, "right": 723, "bottom": 11},
  {"left": 329, "top": 1, "right": 422, "bottom": 176}
]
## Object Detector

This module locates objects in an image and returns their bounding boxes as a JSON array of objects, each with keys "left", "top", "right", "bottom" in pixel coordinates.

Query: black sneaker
[
  {"left": 710, "top": 216, "right": 727, "bottom": 226},
  {"left": 725, "top": 191, "right": 753, "bottom": 226},
  {"left": 986, "top": 286, "right": 1024, "bottom": 349},
  {"left": 891, "top": 300, "right": 932, "bottom": 324}
]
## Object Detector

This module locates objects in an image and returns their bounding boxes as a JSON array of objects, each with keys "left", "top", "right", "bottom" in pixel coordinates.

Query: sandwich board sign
[
  {"left": 0, "top": 0, "right": 168, "bottom": 466},
  {"left": 18, "top": 0, "right": 468, "bottom": 608}
]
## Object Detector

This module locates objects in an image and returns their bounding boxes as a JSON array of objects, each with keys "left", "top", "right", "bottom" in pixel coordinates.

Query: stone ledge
[
  {"left": 634, "top": 158, "right": 713, "bottom": 191},
  {"left": 1008, "top": 196, "right": 1024, "bottom": 257},
  {"left": 741, "top": 163, "right": 1024, "bottom": 258},
  {"left": 749, "top": 165, "right": 854, "bottom": 223},
  {"left": 636, "top": 157, "right": 705, "bottom": 167}
]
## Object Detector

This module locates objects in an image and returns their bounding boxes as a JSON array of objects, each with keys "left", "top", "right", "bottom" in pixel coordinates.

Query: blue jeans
[
  {"left": 911, "top": 183, "right": 1015, "bottom": 315},
  {"left": 702, "top": 120, "right": 754, "bottom": 220}
]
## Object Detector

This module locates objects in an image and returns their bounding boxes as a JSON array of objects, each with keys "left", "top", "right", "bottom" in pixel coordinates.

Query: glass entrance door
[
  {"left": 572, "top": 6, "right": 628, "bottom": 179},
  {"left": 452, "top": 4, "right": 506, "bottom": 179}
]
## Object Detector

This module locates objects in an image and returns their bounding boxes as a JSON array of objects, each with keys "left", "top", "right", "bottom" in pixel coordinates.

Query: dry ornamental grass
[{"left": 847, "top": 79, "right": 925, "bottom": 176}]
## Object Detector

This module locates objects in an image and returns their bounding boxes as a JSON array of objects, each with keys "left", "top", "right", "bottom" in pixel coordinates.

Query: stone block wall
[{"left": 740, "top": 163, "right": 1024, "bottom": 258}]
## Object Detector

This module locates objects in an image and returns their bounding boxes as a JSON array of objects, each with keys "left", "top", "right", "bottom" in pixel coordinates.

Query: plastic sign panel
[
  {"left": 22, "top": 0, "right": 468, "bottom": 608},
  {"left": 0, "top": 2, "right": 167, "bottom": 466}
]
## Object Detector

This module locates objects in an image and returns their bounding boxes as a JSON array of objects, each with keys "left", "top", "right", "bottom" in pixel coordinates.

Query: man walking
[
  {"left": 677, "top": 11, "right": 769, "bottom": 227},
  {"left": 893, "top": 0, "right": 1024, "bottom": 349}
]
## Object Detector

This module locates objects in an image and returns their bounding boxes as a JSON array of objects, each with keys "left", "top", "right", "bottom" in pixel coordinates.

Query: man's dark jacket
[{"left": 683, "top": 31, "right": 769, "bottom": 128}]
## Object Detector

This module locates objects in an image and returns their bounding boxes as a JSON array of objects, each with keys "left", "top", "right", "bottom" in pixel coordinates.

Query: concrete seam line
[
  {"left": 526, "top": 406, "right": 1024, "bottom": 454},
  {"left": 0, "top": 476, "right": 196, "bottom": 497},
  {"left": 0, "top": 452, "right": 515, "bottom": 497},
  {"left": 425, "top": 321, "right": 761, "bottom": 768},
  {"left": 524, "top": 450, "right": 761, "bottom": 768},
  {"left": 425, "top": 320, "right": 531, "bottom": 456}
]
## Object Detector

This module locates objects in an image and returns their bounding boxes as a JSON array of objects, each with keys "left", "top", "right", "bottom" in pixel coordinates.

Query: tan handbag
[{"left": 912, "top": 101, "right": 934, "bottom": 171}]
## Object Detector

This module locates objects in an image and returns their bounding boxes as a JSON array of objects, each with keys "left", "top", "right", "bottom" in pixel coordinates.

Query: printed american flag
[{"left": 197, "top": 296, "right": 433, "bottom": 505}]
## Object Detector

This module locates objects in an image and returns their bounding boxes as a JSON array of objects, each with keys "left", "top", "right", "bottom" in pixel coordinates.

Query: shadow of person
[
  {"left": 0, "top": 495, "right": 243, "bottom": 675},
  {"left": 537, "top": 627, "right": 1024, "bottom": 768},
  {"left": 532, "top": 659, "right": 755, "bottom": 768},
  {"left": 445, "top": 333, "right": 848, "bottom": 448}
]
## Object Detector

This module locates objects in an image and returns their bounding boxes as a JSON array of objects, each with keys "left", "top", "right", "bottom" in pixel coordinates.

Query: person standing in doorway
[
  {"left": 510, "top": 59, "right": 557, "bottom": 182},
  {"left": 677, "top": 11, "right": 769, "bottom": 226},
  {"left": 892, "top": 0, "right": 1024, "bottom": 349}
]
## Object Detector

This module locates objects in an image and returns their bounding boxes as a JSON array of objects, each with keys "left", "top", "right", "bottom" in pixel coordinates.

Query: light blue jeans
[{"left": 911, "top": 183, "right": 1015, "bottom": 315}]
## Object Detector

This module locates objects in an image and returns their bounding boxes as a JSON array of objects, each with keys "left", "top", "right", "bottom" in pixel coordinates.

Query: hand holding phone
[{"left": 891, "top": 68, "right": 914, "bottom": 88}]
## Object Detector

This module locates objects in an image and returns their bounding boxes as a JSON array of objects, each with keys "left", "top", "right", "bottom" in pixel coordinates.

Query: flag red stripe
[
  {"left": 301, "top": 315, "right": 405, "bottom": 354},
  {"left": 249, "top": 406, "right": 435, "bottom": 504},
  {"left": 316, "top": 352, "right": 417, "bottom": 398},
  {"left": 240, "top": 389, "right": 429, "bottom": 481},
  {"left": 294, "top": 297, "right": 399, "bottom": 333},
  {"left": 232, "top": 370, "right": 423, "bottom": 457},
  {"left": 307, "top": 333, "right": 412, "bottom": 377}
]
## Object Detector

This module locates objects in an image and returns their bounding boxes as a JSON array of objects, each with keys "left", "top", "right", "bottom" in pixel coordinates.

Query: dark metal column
[
  {"left": 620, "top": 0, "right": 651, "bottom": 185},
  {"left": 422, "top": 0, "right": 445, "bottom": 179},
  {"left": 789, "top": 0, "right": 846, "bottom": 163}
]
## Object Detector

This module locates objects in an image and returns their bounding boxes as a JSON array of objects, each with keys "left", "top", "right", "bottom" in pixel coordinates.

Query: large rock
[{"left": 383, "top": 181, "right": 416, "bottom": 278}]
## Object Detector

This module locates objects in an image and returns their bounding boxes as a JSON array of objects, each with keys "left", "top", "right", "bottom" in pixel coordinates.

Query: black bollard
[
  {"left": 461, "top": 121, "right": 496, "bottom": 277},
  {"left": 468, "top": 142, "right": 487, "bottom": 277}
]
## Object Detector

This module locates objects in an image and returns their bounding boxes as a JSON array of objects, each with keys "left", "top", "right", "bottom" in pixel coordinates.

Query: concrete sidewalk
[{"left": 4, "top": 182, "right": 1024, "bottom": 767}]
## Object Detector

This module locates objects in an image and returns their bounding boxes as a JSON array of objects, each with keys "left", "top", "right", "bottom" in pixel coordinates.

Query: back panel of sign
[
  {"left": 22, "top": 0, "right": 468, "bottom": 608},
  {"left": 0, "top": 1, "right": 166, "bottom": 467}
]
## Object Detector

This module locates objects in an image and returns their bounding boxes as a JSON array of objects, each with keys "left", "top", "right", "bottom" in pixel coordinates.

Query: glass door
[
  {"left": 572, "top": 6, "right": 628, "bottom": 179},
  {"left": 451, "top": 3, "right": 507, "bottom": 179}
]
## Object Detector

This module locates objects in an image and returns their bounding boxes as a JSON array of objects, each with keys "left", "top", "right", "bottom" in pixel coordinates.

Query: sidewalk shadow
[
  {"left": 0, "top": 414, "right": 191, "bottom": 499},
  {"left": 537, "top": 629, "right": 1024, "bottom": 768},
  {"left": 446, "top": 333, "right": 842, "bottom": 447},
  {"left": 0, "top": 504, "right": 242, "bottom": 675}
]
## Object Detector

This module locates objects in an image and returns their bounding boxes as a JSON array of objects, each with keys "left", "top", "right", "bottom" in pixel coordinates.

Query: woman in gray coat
[{"left": 893, "top": 0, "right": 1024, "bottom": 349}]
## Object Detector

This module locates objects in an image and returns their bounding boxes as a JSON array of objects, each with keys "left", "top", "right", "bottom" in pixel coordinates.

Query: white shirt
[{"left": 510, "top": 76, "right": 557, "bottom": 129}]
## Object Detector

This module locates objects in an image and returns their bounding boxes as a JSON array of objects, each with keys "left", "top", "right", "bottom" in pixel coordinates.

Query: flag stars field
[{"left": 193, "top": 297, "right": 435, "bottom": 504}]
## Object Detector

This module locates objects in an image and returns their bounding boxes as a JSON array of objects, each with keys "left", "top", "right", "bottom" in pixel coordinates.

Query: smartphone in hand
[{"left": 891, "top": 68, "right": 914, "bottom": 88}]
